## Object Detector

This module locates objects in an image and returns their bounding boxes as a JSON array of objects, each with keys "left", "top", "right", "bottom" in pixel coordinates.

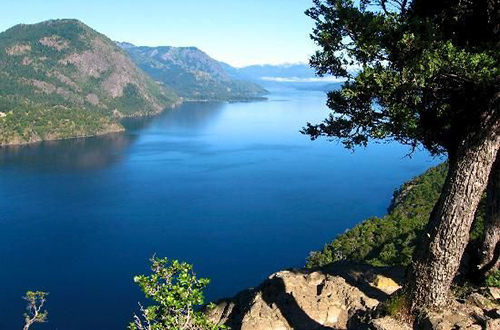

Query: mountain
[
  {"left": 225, "top": 63, "right": 344, "bottom": 91},
  {"left": 0, "top": 19, "right": 179, "bottom": 146},
  {"left": 225, "top": 63, "right": 317, "bottom": 81},
  {"left": 119, "top": 43, "right": 267, "bottom": 101}
]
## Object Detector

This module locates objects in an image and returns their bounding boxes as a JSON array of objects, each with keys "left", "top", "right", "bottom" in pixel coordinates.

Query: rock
[
  {"left": 86, "top": 93, "right": 100, "bottom": 106},
  {"left": 207, "top": 263, "right": 403, "bottom": 330},
  {"left": 486, "top": 319, "right": 500, "bottom": 330},
  {"left": 371, "top": 275, "right": 401, "bottom": 295},
  {"left": 207, "top": 262, "right": 500, "bottom": 330},
  {"left": 467, "top": 293, "right": 499, "bottom": 311},
  {"left": 370, "top": 316, "right": 412, "bottom": 330},
  {"left": 6, "top": 43, "right": 31, "bottom": 56},
  {"left": 39, "top": 35, "right": 69, "bottom": 51},
  {"left": 489, "top": 287, "right": 500, "bottom": 301},
  {"left": 417, "top": 301, "right": 486, "bottom": 330}
]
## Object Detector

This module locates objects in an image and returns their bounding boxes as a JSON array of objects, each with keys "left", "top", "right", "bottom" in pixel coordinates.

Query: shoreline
[
  {"left": 182, "top": 96, "right": 268, "bottom": 103},
  {"left": 0, "top": 96, "right": 270, "bottom": 148},
  {"left": 0, "top": 99, "right": 185, "bottom": 148},
  {"left": 0, "top": 125, "right": 126, "bottom": 148}
]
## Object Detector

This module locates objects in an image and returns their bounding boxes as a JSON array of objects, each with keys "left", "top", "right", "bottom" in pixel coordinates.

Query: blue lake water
[{"left": 0, "top": 88, "right": 439, "bottom": 329}]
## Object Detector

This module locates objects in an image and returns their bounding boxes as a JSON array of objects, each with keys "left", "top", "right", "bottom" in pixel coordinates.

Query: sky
[{"left": 0, "top": 0, "right": 318, "bottom": 67}]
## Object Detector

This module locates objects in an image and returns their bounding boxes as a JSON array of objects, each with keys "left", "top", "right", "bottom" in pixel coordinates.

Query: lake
[{"left": 0, "top": 88, "right": 439, "bottom": 329}]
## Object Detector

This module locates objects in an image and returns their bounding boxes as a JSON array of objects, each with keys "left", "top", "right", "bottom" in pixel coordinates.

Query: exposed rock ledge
[{"left": 207, "top": 263, "right": 500, "bottom": 330}]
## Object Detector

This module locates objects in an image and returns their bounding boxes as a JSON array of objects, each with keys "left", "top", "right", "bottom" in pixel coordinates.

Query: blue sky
[{"left": 0, "top": 0, "right": 318, "bottom": 67}]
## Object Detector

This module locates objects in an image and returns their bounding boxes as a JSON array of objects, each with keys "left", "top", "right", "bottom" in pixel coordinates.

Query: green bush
[
  {"left": 130, "top": 257, "right": 224, "bottom": 330},
  {"left": 384, "top": 293, "right": 409, "bottom": 317},
  {"left": 485, "top": 270, "right": 500, "bottom": 288}
]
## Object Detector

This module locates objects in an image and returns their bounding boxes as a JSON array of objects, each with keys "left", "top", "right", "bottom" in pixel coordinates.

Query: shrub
[
  {"left": 485, "top": 270, "right": 500, "bottom": 288},
  {"left": 130, "top": 257, "right": 224, "bottom": 330},
  {"left": 23, "top": 291, "right": 48, "bottom": 330}
]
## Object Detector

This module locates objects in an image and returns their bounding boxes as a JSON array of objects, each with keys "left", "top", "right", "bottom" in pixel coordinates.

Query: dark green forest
[{"left": 307, "top": 163, "right": 486, "bottom": 268}]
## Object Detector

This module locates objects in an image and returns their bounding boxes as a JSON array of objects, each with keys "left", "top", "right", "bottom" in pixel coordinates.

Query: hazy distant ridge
[
  {"left": 119, "top": 43, "right": 268, "bottom": 101},
  {"left": 224, "top": 63, "right": 316, "bottom": 81},
  {"left": 224, "top": 63, "right": 344, "bottom": 92}
]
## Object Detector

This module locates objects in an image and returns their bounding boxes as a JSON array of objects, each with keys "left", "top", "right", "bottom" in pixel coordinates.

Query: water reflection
[
  {"left": 0, "top": 101, "right": 226, "bottom": 173},
  {"left": 133, "top": 101, "right": 226, "bottom": 131},
  {"left": 0, "top": 133, "right": 133, "bottom": 172}
]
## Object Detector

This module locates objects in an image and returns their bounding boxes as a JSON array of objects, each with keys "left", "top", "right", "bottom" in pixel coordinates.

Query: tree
[
  {"left": 304, "top": 0, "right": 500, "bottom": 311},
  {"left": 23, "top": 291, "right": 48, "bottom": 330},
  {"left": 478, "top": 153, "right": 500, "bottom": 276},
  {"left": 130, "top": 257, "right": 223, "bottom": 330}
]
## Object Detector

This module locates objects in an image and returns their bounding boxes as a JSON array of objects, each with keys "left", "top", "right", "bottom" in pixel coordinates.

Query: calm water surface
[{"left": 0, "top": 89, "right": 439, "bottom": 329}]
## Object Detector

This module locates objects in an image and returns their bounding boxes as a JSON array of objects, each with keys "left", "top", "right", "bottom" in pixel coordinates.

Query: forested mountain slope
[
  {"left": 120, "top": 43, "right": 267, "bottom": 101},
  {"left": 306, "top": 163, "right": 485, "bottom": 268},
  {"left": 0, "top": 19, "right": 179, "bottom": 146}
]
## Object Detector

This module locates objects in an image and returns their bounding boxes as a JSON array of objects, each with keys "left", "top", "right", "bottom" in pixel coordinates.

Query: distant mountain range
[
  {"left": 224, "top": 63, "right": 345, "bottom": 91},
  {"left": 223, "top": 63, "right": 316, "bottom": 80},
  {"left": 120, "top": 42, "right": 341, "bottom": 95},
  {"left": 0, "top": 20, "right": 269, "bottom": 146},
  {"left": 0, "top": 19, "right": 338, "bottom": 147},
  {"left": 118, "top": 43, "right": 267, "bottom": 101}
]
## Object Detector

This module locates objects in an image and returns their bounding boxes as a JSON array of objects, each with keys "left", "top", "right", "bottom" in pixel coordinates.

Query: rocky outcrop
[
  {"left": 207, "top": 263, "right": 500, "bottom": 330},
  {"left": 5, "top": 43, "right": 31, "bottom": 55},
  {"left": 207, "top": 263, "right": 404, "bottom": 330},
  {"left": 414, "top": 296, "right": 500, "bottom": 330},
  {"left": 39, "top": 35, "right": 70, "bottom": 51}
]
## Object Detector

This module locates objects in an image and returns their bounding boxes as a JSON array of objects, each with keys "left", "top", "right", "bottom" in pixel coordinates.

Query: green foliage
[
  {"left": 306, "top": 163, "right": 487, "bottom": 268},
  {"left": 303, "top": 0, "right": 500, "bottom": 155},
  {"left": 0, "top": 105, "right": 121, "bottom": 145},
  {"left": 0, "top": 19, "right": 90, "bottom": 60},
  {"left": 0, "top": 19, "right": 178, "bottom": 146},
  {"left": 384, "top": 292, "right": 410, "bottom": 318},
  {"left": 109, "top": 83, "right": 149, "bottom": 116},
  {"left": 485, "top": 270, "right": 500, "bottom": 288},
  {"left": 130, "top": 257, "right": 224, "bottom": 330},
  {"left": 23, "top": 291, "right": 48, "bottom": 330},
  {"left": 451, "top": 282, "right": 476, "bottom": 300}
]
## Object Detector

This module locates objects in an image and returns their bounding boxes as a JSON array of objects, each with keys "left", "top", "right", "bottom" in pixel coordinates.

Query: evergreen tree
[{"left": 304, "top": 0, "right": 500, "bottom": 311}]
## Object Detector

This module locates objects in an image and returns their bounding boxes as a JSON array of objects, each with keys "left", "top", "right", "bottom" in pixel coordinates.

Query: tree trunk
[
  {"left": 478, "top": 152, "right": 500, "bottom": 276},
  {"left": 488, "top": 0, "right": 500, "bottom": 38},
  {"left": 407, "top": 126, "right": 500, "bottom": 311}
]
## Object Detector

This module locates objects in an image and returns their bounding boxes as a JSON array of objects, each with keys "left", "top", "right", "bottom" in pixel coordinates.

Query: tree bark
[
  {"left": 488, "top": 0, "right": 500, "bottom": 39},
  {"left": 478, "top": 152, "right": 500, "bottom": 276},
  {"left": 407, "top": 124, "right": 500, "bottom": 311}
]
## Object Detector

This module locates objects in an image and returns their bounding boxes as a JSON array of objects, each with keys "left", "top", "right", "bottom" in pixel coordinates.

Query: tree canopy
[
  {"left": 304, "top": 0, "right": 500, "bottom": 312},
  {"left": 303, "top": 0, "right": 500, "bottom": 156}
]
